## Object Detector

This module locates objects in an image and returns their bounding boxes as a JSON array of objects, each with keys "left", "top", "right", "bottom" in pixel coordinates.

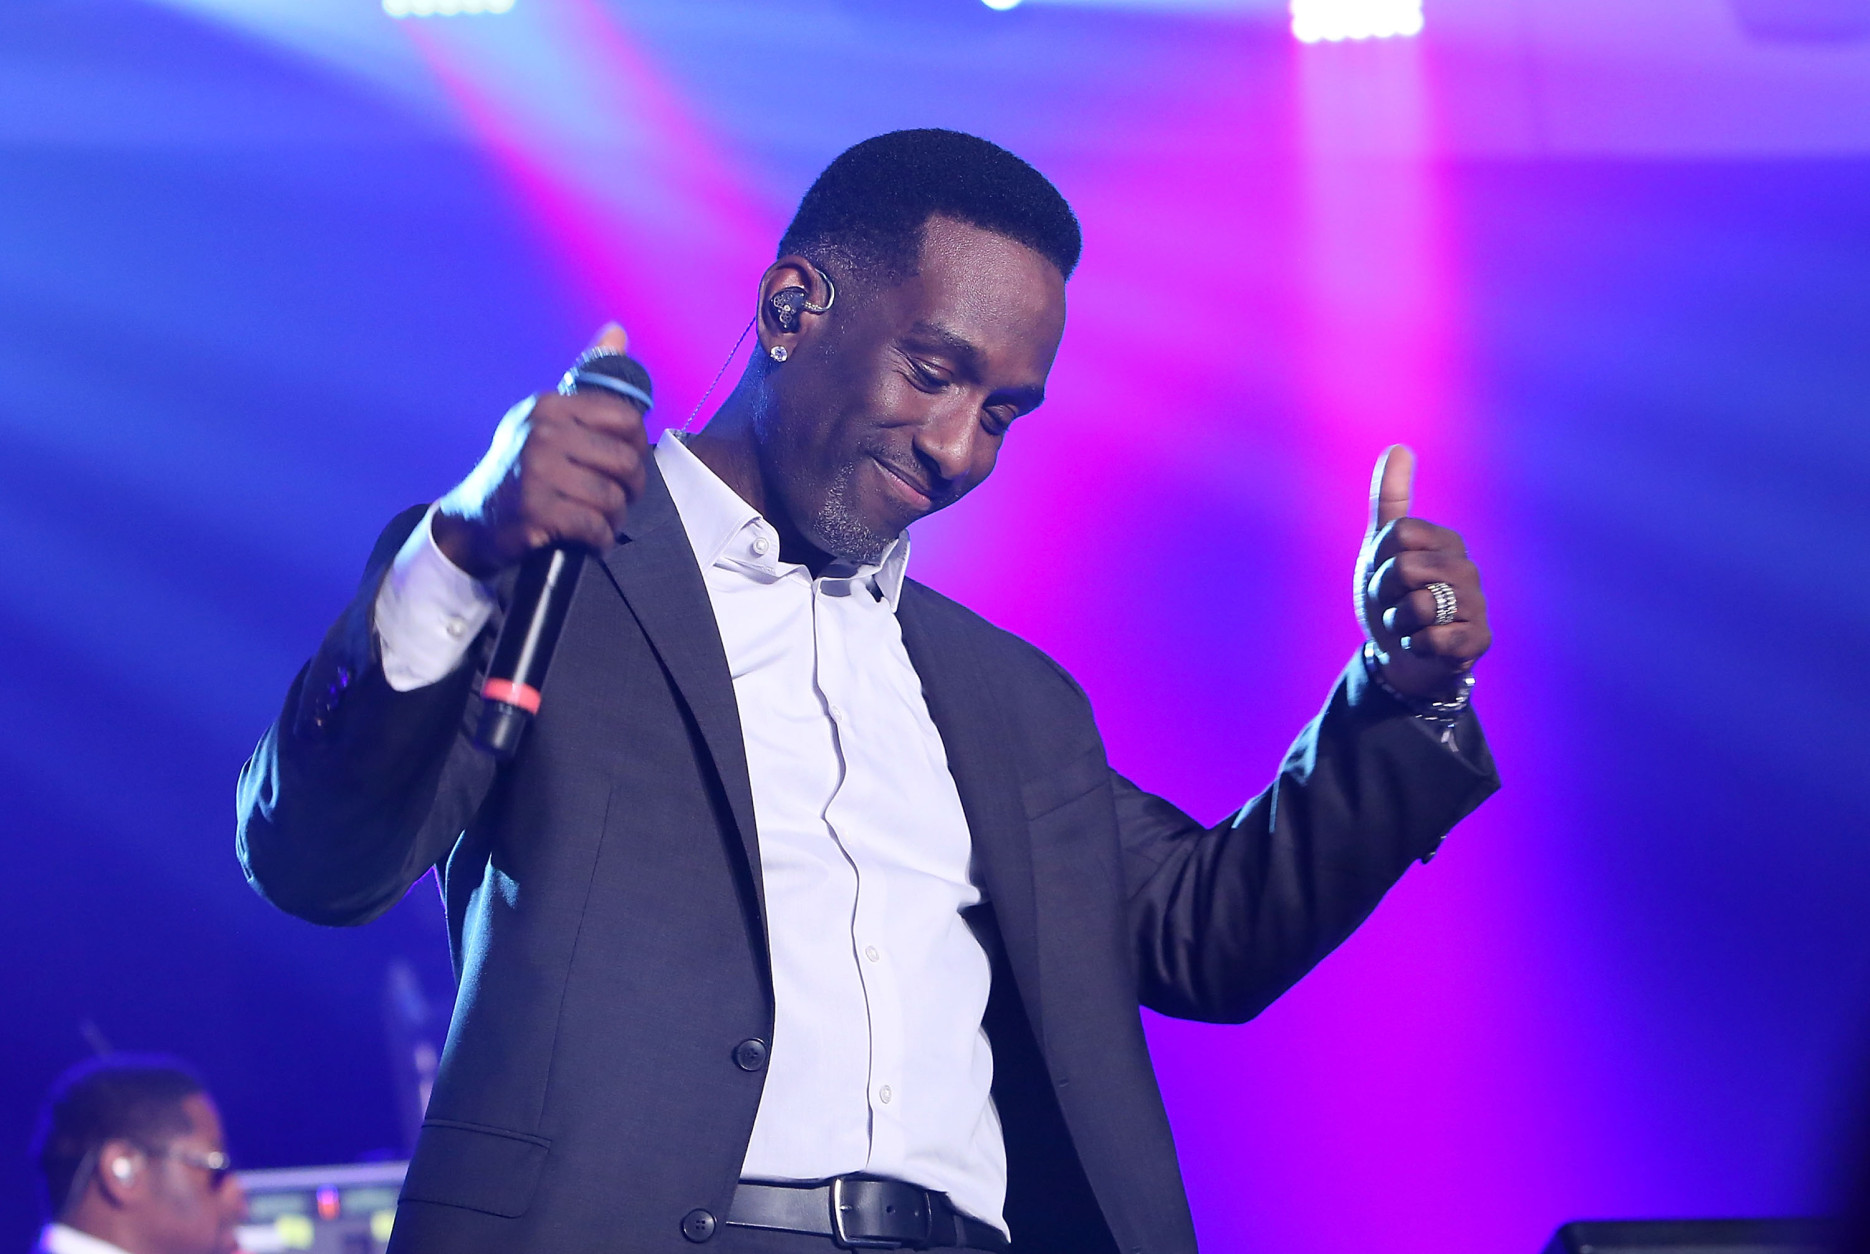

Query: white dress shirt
[
  {"left": 373, "top": 435, "right": 1006, "bottom": 1233},
  {"left": 36, "top": 1224, "right": 132, "bottom": 1254}
]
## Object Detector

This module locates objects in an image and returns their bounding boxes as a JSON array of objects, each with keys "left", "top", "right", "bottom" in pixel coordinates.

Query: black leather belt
[{"left": 727, "top": 1177, "right": 1010, "bottom": 1251}]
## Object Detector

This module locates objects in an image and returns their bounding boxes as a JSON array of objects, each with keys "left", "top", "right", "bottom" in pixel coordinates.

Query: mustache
[{"left": 867, "top": 450, "right": 957, "bottom": 508}]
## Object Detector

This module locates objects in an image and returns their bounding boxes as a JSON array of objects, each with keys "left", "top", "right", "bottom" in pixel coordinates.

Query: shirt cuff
[{"left": 373, "top": 505, "right": 497, "bottom": 692}]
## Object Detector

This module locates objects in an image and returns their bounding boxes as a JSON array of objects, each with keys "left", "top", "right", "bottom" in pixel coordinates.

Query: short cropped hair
[
  {"left": 30, "top": 1056, "right": 205, "bottom": 1219},
  {"left": 779, "top": 129, "right": 1082, "bottom": 286}
]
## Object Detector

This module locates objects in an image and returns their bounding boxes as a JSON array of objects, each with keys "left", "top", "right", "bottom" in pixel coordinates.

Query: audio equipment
[{"left": 1543, "top": 1219, "right": 1835, "bottom": 1254}]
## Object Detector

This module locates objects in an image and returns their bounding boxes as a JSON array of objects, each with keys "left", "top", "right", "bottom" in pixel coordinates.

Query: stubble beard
[
  {"left": 810, "top": 465, "right": 896, "bottom": 567},
  {"left": 753, "top": 390, "right": 898, "bottom": 566}
]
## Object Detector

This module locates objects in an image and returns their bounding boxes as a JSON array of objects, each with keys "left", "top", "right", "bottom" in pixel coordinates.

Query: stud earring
[{"left": 769, "top": 345, "right": 789, "bottom": 363}]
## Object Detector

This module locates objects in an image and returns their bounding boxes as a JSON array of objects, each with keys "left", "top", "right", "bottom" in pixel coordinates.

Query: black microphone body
[{"left": 472, "top": 348, "right": 654, "bottom": 760}]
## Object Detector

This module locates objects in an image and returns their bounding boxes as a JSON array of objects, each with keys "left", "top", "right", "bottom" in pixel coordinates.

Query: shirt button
[
  {"left": 829, "top": 704, "right": 844, "bottom": 720},
  {"left": 445, "top": 618, "right": 466, "bottom": 638},
  {"left": 751, "top": 536, "right": 770, "bottom": 555},
  {"left": 879, "top": 1085, "right": 892, "bottom": 1104},
  {"left": 733, "top": 1038, "right": 769, "bottom": 1072},
  {"left": 864, "top": 946, "right": 880, "bottom": 963},
  {"left": 681, "top": 1209, "right": 717, "bottom": 1242}
]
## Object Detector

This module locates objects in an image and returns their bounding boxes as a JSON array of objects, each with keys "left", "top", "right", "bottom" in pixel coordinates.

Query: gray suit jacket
[{"left": 237, "top": 457, "right": 1498, "bottom": 1253}]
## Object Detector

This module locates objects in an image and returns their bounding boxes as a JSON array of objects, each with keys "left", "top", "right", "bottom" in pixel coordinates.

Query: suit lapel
[
  {"left": 597, "top": 458, "right": 767, "bottom": 949},
  {"left": 896, "top": 584, "right": 1044, "bottom": 1033}
]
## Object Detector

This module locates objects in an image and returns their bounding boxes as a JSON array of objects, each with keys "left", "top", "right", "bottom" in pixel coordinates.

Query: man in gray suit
[{"left": 239, "top": 128, "right": 1497, "bottom": 1253}]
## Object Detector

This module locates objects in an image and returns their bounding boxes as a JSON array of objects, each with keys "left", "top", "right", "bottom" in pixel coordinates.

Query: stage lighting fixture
[
  {"left": 1290, "top": 0, "right": 1424, "bottom": 41},
  {"left": 382, "top": 0, "right": 514, "bottom": 17},
  {"left": 982, "top": 0, "right": 1024, "bottom": 9}
]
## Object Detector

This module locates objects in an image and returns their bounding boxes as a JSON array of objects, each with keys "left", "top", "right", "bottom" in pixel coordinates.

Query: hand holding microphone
[
  {"left": 432, "top": 324, "right": 654, "bottom": 758},
  {"left": 433, "top": 323, "right": 651, "bottom": 578}
]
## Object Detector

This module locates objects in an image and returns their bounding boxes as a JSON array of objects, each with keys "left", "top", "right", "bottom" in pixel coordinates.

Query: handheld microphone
[{"left": 472, "top": 347, "right": 654, "bottom": 760}]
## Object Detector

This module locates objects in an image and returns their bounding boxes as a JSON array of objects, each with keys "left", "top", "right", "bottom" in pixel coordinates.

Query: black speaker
[{"left": 1544, "top": 1219, "right": 1837, "bottom": 1254}]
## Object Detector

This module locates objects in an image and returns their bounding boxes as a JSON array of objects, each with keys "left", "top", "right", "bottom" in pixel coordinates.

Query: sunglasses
[{"left": 144, "top": 1144, "right": 236, "bottom": 1190}]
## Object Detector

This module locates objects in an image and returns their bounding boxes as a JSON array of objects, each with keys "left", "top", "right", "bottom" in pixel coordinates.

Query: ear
[
  {"left": 758, "top": 255, "right": 836, "bottom": 358},
  {"left": 95, "top": 1141, "right": 145, "bottom": 1207}
]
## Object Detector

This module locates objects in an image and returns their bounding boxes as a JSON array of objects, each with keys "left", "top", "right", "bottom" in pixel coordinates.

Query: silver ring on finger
[{"left": 1426, "top": 580, "right": 1458, "bottom": 626}]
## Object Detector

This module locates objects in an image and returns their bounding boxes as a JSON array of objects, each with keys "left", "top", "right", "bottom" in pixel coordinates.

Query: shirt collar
[
  {"left": 653, "top": 434, "right": 911, "bottom": 611},
  {"left": 40, "top": 1224, "right": 134, "bottom": 1254}
]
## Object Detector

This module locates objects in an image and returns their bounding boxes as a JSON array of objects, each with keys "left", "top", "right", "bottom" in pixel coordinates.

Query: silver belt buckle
[{"left": 829, "top": 1176, "right": 922, "bottom": 1249}]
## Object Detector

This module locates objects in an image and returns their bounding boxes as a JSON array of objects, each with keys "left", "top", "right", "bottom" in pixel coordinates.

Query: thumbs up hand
[{"left": 1354, "top": 445, "right": 1490, "bottom": 700}]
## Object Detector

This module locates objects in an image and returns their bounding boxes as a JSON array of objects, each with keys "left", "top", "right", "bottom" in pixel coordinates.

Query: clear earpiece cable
[{"left": 681, "top": 316, "right": 757, "bottom": 434}]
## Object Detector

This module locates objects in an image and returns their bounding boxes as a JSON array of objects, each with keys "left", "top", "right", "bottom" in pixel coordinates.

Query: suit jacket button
[
  {"left": 733, "top": 1038, "right": 769, "bottom": 1072},
  {"left": 681, "top": 1208, "right": 717, "bottom": 1242}
]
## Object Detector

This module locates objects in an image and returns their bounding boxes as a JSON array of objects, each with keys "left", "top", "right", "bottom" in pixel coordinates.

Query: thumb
[
  {"left": 590, "top": 322, "right": 629, "bottom": 354},
  {"left": 1368, "top": 443, "right": 1415, "bottom": 535}
]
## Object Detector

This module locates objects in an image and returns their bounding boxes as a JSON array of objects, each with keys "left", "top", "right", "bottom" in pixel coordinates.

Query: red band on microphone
[{"left": 481, "top": 678, "right": 542, "bottom": 714}]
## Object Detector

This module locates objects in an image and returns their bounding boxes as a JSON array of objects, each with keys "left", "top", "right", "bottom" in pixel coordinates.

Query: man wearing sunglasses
[{"left": 29, "top": 1057, "right": 246, "bottom": 1254}]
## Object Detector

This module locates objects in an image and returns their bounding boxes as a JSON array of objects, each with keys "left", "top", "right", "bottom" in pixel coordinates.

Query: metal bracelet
[{"left": 1361, "top": 640, "right": 1475, "bottom": 725}]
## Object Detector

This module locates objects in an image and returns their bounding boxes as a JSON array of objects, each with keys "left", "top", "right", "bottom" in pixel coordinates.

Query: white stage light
[
  {"left": 1290, "top": 0, "right": 1422, "bottom": 41},
  {"left": 383, "top": 0, "right": 514, "bottom": 18},
  {"left": 983, "top": 0, "right": 1024, "bottom": 9}
]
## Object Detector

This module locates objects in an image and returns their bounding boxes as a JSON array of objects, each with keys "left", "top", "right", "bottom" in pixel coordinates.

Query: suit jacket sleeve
[
  {"left": 236, "top": 506, "right": 499, "bottom": 926},
  {"left": 1117, "top": 654, "right": 1499, "bottom": 1024}
]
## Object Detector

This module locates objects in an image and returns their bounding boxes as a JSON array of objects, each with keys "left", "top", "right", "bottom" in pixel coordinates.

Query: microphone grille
[{"left": 569, "top": 347, "right": 653, "bottom": 402}]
